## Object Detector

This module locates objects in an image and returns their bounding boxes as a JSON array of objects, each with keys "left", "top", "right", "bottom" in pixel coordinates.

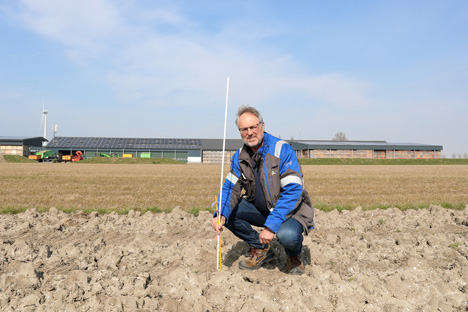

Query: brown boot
[
  {"left": 287, "top": 255, "right": 304, "bottom": 275},
  {"left": 238, "top": 244, "right": 273, "bottom": 270}
]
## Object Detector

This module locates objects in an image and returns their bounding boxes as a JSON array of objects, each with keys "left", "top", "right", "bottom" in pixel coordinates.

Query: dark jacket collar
[{"left": 239, "top": 132, "right": 271, "bottom": 162}]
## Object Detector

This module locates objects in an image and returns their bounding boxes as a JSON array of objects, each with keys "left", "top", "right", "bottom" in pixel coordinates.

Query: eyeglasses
[{"left": 239, "top": 122, "right": 263, "bottom": 134}]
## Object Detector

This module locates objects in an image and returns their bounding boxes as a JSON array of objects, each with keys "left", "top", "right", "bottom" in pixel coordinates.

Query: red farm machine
[{"left": 61, "top": 151, "right": 84, "bottom": 162}]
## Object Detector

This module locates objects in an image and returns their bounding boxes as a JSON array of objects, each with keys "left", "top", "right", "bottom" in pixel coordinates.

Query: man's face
[{"left": 237, "top": 112, "right": 265, "bottom": 151}]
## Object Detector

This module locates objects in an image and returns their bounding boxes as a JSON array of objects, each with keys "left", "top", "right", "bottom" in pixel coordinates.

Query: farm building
[
  {"left": 0, "top": 136, "right": 46, "bottom": 157},
  {"left": 43, "top": 136, "right": 443, "bottom": 163},
  {"left": 289, "top": 140, "right": 443, "bottom": 160},
  {"left": 45, "top": 136, "right": 243, "bottom": 164}
]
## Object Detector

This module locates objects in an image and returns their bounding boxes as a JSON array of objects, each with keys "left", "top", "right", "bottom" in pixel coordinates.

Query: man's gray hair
[{"left": 235, "top": 105, "right": 263, "bottom": 127}]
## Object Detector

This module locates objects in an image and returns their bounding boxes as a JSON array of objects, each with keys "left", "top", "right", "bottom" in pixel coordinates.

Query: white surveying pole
[{"left": 217, "top": 77, "right": 229, "bottom": 270}]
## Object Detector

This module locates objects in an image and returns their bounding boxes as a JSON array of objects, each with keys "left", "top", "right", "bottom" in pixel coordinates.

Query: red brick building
[{"left": 289, "top": 140, "right": 442, "bottom": 160}]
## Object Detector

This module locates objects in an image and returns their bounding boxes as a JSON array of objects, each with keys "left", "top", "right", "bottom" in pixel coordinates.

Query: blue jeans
[{"left": 225, "top": 199, "right": 304, "bottom": 256}]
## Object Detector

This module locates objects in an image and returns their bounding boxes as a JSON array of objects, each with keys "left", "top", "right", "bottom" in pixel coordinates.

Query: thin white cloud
[
  {"left": 139, "top": 8, "right": 189, "bottom": 26},
  {"left": 5, "top": 0, "right": 374, "bottom": 112},
  {"left": 14, "top": 0, "right": 123, "bottom": 57}
]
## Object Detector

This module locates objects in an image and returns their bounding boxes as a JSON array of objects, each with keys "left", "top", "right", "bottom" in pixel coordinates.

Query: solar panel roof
[
  {"left": 45, "top": 137, "right": 443, "bottom": 152},
  {"left": 47, "top": 137, "right": 202, "bottom": 150}
]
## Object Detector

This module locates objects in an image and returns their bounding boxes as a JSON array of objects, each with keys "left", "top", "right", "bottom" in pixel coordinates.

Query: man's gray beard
[{"left": 245, "top": 137, "right": 263, "bottom": 149}]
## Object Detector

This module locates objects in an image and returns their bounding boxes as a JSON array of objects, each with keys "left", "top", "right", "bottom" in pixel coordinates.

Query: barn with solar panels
[
  {"left": 43, "top": 136, "right": 443, "bottom": 163},
  {"left": 45, "top": 136, "right": 243, "bottom": 163}
]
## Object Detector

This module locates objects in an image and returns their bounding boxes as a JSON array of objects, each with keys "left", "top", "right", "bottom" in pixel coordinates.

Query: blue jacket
[{"left": 217, "top": 132, "right": 314, "bottom": 233}]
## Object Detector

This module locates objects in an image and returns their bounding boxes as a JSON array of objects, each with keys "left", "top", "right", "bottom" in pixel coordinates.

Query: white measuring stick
[{"left": 217, "top": 77, "right": 229, "bottom": 270}]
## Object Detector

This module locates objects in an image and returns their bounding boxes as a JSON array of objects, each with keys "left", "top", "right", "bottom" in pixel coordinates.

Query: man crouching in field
[{"left": 210, "top": 105, "right": 314, "bottom": 275}]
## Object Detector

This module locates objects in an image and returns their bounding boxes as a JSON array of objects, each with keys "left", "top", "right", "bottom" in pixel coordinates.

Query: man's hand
[
  {"left": 259, "top": 228, "right": 275, "bottom": 244},
  {"left": 210, "top": 215, "right": 226, "bottom": 235}
]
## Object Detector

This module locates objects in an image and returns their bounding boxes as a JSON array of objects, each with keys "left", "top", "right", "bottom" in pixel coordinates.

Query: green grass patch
[
  {"left": 146, "top": 206, "right": 169, "bottom": 213},
  {"left": 0, "top": 206, "right": 174, "bottom": 215},
  {"left": 78, "top": 206, "right": 172, "bottom": 214},
  {"left": 2, "top": 155, "right": 184, "bottom": 164},
  {"left": 0, "top": 207, "right": 28, "bottom": 214},
  {"left": 188, "top": 207, "right": 213, "bottom": 216},
  {"left": 313, "top": 202, "right": 466, "bottom": 212},
  {"left": 299, "top": 158, "right": 468, "bottom": 165},
  {"left": 1, "top": 203, "right": 465, "bottom": 216},
  {"left": 439, "top": 202, "right": 467, "bottom": 210},
  {"left": 3, "top": 155, "right": 36, "bottom": 163},
  {"left": 313, "top": 203, "right": 357, "bottom": 212},
  {"left": 77, "top": 157, "right": 184, "bottom": 164}
]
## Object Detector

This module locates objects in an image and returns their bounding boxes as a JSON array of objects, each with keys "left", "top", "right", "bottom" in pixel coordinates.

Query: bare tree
[
  {"left": 332, "top": 132, "right": 348, "bottom": 141},
  {"left": 452, "top": 153, "right": 457, "bottom": 159},
  {"left": 464, "top": 152, "right": 468, "bottom": 159}
]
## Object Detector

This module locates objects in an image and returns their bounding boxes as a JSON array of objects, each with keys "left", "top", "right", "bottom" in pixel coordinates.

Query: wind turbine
[{"left": 41, "top": 103, "right": 48, "bottom": 147}]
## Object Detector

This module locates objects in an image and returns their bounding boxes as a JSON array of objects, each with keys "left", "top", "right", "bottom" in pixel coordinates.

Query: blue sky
[{"left": 0, "top": 0, "right": 467, "bottom": 157}]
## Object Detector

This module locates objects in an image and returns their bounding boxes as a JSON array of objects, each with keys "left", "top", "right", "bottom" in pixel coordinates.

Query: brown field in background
[{"left": 0, "top": 163, "right": 467, "bottom": 213}]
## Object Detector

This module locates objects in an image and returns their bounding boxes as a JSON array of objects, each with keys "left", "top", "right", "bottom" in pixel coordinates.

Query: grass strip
[
  {"left": 3, "top": 155, "right": 36, "bottom": 163},
  {"left": 299, "top": 159, "right": 468, "bottom": 165},
  {"left": 77, "top": 157, "right": 183, "bottom": 164},
  {"left": 0, "top": 206, "right": 214, "bottom": 215},
  {"left": 5, "top": 155, "right": 468, "bottom": 165}
]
